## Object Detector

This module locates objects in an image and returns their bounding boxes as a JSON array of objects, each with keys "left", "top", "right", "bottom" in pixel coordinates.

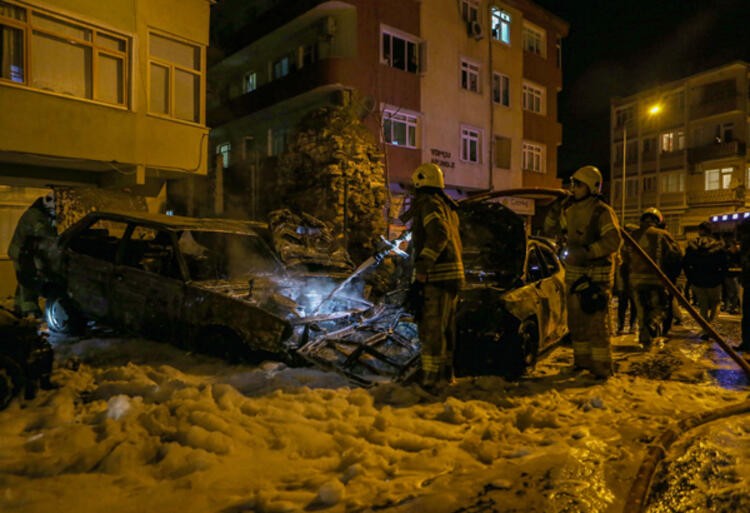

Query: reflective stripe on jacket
[
  {"left": 411, "top": 192, "right": 465, "bottom": 288},
  {"left": 624, "top": 224, "right": 682, "bottom": 287}
]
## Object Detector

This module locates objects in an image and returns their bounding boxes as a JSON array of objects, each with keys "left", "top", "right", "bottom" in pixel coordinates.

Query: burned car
[{"left": 38, "top": 210, "right": 419, "bottom": 381}]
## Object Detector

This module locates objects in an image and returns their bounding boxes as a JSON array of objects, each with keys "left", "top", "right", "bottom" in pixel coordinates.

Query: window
[
  {"left": 522, "top": 82, "right": 545, "bottom": 114},
  {"left": 1, "top": 2, "right": 129, "bottom": 105},
  {"left": 491, "top": 7, "right": 511, "bottom": 44},
  {"left": 522, "top": 23, "right": 545, "bottom": 57},
  {"left": 705, "top": 167, "right": 733, "bottom": 191},
  {"left": 492, "top": 72, "right": 510, "bottom": 106},
  {"left": 461, "top": 58, "right": 480, "bottom": 93},
  {"left": 69, "top": 219, "right": 128, "bottom": 262},
  {"left": 268, "top": 127, "right": 290, "bottom": 156},
  {"left": 461, "top": 0, "right": 479, "bottom": 23},
  {"left": 300, "top": 43, "right": 317, "bottom": 67},
  {"left": 615, "top": 107, "right": 633, "bottom": 129},
  {"left": 660, "top": 129, "right": 685, "bottom": 152},
  {"left": 643, "top": 175, "right": 656, "bottom": 193},
  {"left": 149, "top": 32, "right": 202, "bottom": 122},
  {"left": 715, "top": 122, "right": 734, "bottom": 143},
  {"left": 661, "top": 172, "right": 685, "bottom": 193},
  {"left": 612, "top": 179, "right": 622, "bottom": 199},
  {"left": 522, "top": 141, "right": 545, "bottom": 173},
  {"left": 461, "top": 126, "right": 481, "bottom": 163},
  {"left": 626, "top": 177, "right": 639, "bottom": 197},
  {"left": 383, "top": 108, "right": 418, "bottom": 148},
  {"left": 243, "top": 71, "right": 256, "bottom": 93},
  {"left": 494, "top": 135, "right": 511, "bottom": 169},
  {"left": 272, "top": 55, "right": 292, "bottom": 79},
  {"left": 216, "top": 142, "right": 231, "bottom": 169},
  {"left": 381, "top": 28, "right": 420, "bottom": 73}
]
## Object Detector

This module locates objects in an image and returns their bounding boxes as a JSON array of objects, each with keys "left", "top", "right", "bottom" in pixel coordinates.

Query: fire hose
[{"left": 620, "top": 228, "right": 750, "bottom": 513}]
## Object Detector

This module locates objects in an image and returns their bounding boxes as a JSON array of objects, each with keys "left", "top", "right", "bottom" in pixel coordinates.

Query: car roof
[{"left": 81, "top": 210, "right": 268, "bottom": 235}]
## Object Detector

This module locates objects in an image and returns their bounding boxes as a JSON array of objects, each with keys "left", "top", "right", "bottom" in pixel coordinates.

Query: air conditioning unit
[{"left": 467, "top": 20, "right": 484, "bottom": 40}]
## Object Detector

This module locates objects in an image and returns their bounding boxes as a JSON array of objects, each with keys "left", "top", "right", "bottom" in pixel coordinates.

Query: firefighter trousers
[
  {"left": 633, "top": 285, "right": 668, "bottom": 346},
  {"left": 418, "top": 284, "right": 458, "bottom": 386},
  {"left": 566, "top": 285, "right": 613, "bottom": 377}
]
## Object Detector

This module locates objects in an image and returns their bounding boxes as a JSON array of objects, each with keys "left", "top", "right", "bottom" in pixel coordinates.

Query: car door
[
  {"left": 535, "top": 243, "right": 567, "bottom": 346},
  {"left": 63, "top": 217, "right": 129, "bottom": 320},
  {"left": 110, "top": 224, "right": 186, "bottom": 341}
]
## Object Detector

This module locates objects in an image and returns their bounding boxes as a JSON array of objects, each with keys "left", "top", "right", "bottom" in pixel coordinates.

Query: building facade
[
  {"left": 0, "top": 0, "right": 212, "bottom": 296},
  {"left": 610, "top": 61, "right": 750, "bottom": 238},
  {"left": 207, "top": 0, "right": 567, "bottom": 220}
]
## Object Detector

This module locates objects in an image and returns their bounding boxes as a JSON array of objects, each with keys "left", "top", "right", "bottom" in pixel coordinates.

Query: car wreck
[{"left": 38, "top": 189, "right": 568, "bottom": 385}]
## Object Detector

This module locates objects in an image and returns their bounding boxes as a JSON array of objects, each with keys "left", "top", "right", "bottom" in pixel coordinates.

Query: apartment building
[
  {"left": 0, "top": 0, "right": 212, "bottom": 296},
  {"left": 610, "top": 61, "right": 750, "bottom": 237},
  {"left": 207, "top": 0, "right": 567, "bottom": 220}
]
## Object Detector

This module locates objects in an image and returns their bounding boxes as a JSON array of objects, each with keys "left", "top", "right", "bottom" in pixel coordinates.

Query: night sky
[{"left": 533, "top": 0, "right": 750, "bottom": 179}]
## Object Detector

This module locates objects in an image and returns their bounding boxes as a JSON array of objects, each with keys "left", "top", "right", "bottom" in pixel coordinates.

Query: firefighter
[
  {"left": 623, "top": 208, "right": 682, "bottom": 349},
  {"left": 544, "top": 165, "right": 622, "bottom": 378},
  {"left": 7, "top": 193, "right": 57, "bottom": 318},
  {"left": 406, "top": 163, "right": 464, "bottom": 391}
]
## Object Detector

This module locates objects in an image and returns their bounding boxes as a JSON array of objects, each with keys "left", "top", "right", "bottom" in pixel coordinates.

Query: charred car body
[{"left": 37, "top": 191, "right": 567, "bottom": 383}]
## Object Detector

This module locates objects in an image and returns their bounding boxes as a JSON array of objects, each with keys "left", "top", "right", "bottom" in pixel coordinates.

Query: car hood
[{"left": 458, "top": 199, "right": 527, "bottom": 289}]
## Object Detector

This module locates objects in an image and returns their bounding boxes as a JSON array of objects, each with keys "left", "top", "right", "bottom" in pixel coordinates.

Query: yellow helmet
[
  {"left": 641, "top": 207, "right": 663, "bottom": 224},
  {"left": 411, "top": 163, "right": 445, "bottom": 189},
  {"left": 571, "top": 165, "right": 602, "bottom": 194}
]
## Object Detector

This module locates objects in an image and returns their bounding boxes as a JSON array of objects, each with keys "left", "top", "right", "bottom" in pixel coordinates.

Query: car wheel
[
  {"left": 44, "top": 296, "right": 85, "bottom": 335},
  {"left": 502, "top": 317, "right": 540, "bottom": 380}
]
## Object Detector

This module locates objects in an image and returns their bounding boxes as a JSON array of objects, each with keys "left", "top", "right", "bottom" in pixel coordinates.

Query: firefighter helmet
[
  {"left": 641, "top": 207, "right": 663, "bottom": 224},
  {"left": 411, "top": 163, "right": 445, "bottom": 189},
  {"left": 571, "top": 165, "right": 603, "bottom": 194}
]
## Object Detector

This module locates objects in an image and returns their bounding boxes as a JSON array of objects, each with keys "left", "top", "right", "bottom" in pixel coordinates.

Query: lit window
[
  {"left": 1, "top": 2, "right": 129, "bottom": 105},
  {"left": 491, "top": 7, "right": 511, "bottom": 44},
  {"left": 522, "top": 23, "right": 545, "bottom": 57},
  {"left": 522, "top": 82, "right": 545, "bottom": 114},
  {"left": 461, "top": 126, "right": 481, "bottom": 163},
  {"left": 272, "top": 55, "right": 292, "bottom": 79},
  {"left": 492, "top": 72, "right": 510, "bottom": 106},
  {"left": 243, "top": 71, "right": 256, "bottom": 93},
  {"left": 149, "top": 32, "right": 202, "bottom": 122},
  {"left": 461, "top": 58, "right": 480, "bottom": 93},
  {"left": 216, "top": 142, "right": 231, "bottom": 169},
  {"left": 660, "top": 129, "right": 685, "bottom": 152},
  {"left": 522, "top": 141, "right": 545, "bottom": 173},
  {"left": 383, "top": 108, "right": 418, "bottom": 148},
  {"left": 461, "top": 0, "right": 479, "bottom": 23},
  {"left": 705, "top": 167, "right": 733, "bottom": 191},
  {"left": 381, "top": 28, "right": 420, "bottom": 73}
]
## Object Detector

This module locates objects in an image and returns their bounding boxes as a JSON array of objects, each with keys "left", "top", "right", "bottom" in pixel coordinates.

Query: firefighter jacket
[
  {"left": 623, "top": 224, "right": 682, "bottom": 287},
  {"left": 545, "top": 195, "right": 622, "bottom": 285},
  {"left": 7, "top": 201, "right": 56, "bottom": 264},
  {"left": 411, "top": 190, "right": 465, "bottom": 290},
  {"left": 683, "top": 235, "right": 727, "bottom": 288}
]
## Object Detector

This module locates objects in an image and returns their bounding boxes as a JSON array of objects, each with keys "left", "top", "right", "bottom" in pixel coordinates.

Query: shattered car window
[
  {"left": 68, "top": 219, "right": 128, "bottom": 262},
  {"left": 180, "top": 230, "right": 280, "bottom": 281},
  {"left": 526, "top": 246, "right": 546, "bottom": 282},
  {"left": 120, "top": 228, "right": 182, "bottom": 280}
]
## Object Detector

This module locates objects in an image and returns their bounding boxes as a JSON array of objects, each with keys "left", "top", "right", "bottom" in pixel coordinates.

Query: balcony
[
  {"left": 688, "top": 140, "right": 745, "bottom": 164},
  {"left": 687, "top": 188, "right": 736, "bottom": 206},
  {"left": 689, "top": 95, "right": 741, "bottom": 119},
  {"left": 659, "top": 192, "right": 687, "bottom": 208}
]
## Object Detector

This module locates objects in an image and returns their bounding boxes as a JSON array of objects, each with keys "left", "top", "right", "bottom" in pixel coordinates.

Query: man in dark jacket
[
  {"left": 682, "top": 221, "right": 727, "bottom": 338},
  {"left": 406, "top": 163, "right": 464, "bottom": 390},
  {"left": 623, "top": 208, "right": 682, "bottom": 348},
  {"left": 737, "top": 218, "right": 750, "bottom": 352},
  {"left": 7, "top": 194, "right": 57, "bottom": 318}
]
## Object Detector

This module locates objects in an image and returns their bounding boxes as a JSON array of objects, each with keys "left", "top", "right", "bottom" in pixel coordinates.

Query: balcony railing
[
  {"left": 687, "top": 188, "right": 736, "bottom": 205},
  {"left": 689, "top": 95, "right": 741, "bottom": 119},
  {"left": 688, "top": 140, "right": 745, "bottom": 163}
]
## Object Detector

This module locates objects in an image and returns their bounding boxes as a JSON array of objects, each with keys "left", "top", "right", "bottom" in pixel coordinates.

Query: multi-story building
[
  {"left": 0, "top": 0, "right": 212, "bottom": 296},
  {"left": 207, "top": 0, "right": 567, "bottom": 220},
  {"left": 610, "top": 61, "right": 750, "bottom": 238}
]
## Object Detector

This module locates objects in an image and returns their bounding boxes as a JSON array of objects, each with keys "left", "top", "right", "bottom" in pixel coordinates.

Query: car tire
[
  {"left": 44, "top": 296, "right": 85, "bottom": 335},
  {"left": 501, "top": 317, "right": 540, "bottom": 380}
]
